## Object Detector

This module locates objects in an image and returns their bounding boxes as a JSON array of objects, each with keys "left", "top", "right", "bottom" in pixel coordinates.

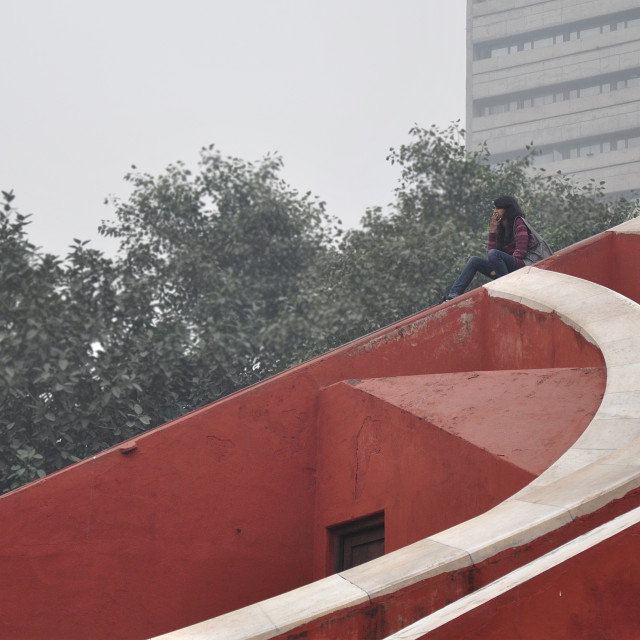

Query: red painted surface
[
  {"left": 0, "top": 242, "right": 612, "bottom": 639},
  {"left": 313, "top": 368, "right": 605, "bottom": 577},
  {"left": 543, "top": 231, "right": 640, "bottom": 305},
  {"left": 349, "top": 368, "right": 602, "bottom": 477},
  {"left": 420, "top": 520, "right": 640, "bottom": 640},
  {"left": 276, "top": 489, "right": 640, "bottom": 640}
]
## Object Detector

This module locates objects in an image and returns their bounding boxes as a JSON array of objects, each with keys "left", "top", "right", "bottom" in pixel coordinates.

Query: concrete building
[{"left": 466, "top": 0, "right": 640, "bottom": 199}]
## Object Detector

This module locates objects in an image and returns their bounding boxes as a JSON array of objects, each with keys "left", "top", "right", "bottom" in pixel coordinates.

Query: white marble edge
[
  {"left": 256, "top": 573, "right": 370, "bottom": 634},
  {"left": 610, "top": 216, "right": 640, "bottom": 235},
  {"left": 150, "top": 573, "right": 370, "bottom": 640},
  {"left": 513, "top": 448, "right": 615, "bottom": 491},
  {"left": 605, "top": 362, "right": 640, "bottom": 393},
  {"left": 149, "top": 602, "right": 277, "bottom": 640},
  {"left": 511, "top": 447, "right": 640, "bottom": 520},
  {"left": 486, "top": 267, "right": 640, "bottom": 506},
  {"left": 570, "top": 415, "right": 640, "bottom": 450},
  {"left": 429, "top": 500, "right": 572, "bottom": 565},
  {"left": 339, "top": 537, "right": 472, "bottom": 599}
]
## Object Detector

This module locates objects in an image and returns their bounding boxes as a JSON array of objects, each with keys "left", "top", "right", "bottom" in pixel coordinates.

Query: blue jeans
[{"left": 447, "top": 249, "right": 517, "bottom": 298}]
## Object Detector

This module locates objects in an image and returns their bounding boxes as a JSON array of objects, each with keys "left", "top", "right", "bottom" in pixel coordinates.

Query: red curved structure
[{"left": 1, "top": 220, "right": 640, "bottom": 640}]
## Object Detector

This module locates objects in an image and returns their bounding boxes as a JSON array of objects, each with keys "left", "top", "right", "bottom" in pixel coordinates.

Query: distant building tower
[{"left": 466, "top": 0, "right": 640, "bottom": 199}]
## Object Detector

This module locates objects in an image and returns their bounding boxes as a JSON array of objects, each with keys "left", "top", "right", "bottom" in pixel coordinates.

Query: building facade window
[
  {"left": 490, "top": 130, "right": 640, "bottom": 166},
  {"left": 473, "top": 9, "right": 640, "bottom": 60},
  {"left": 468, "top": 2, "right": 640, "bottom": 198},
  {"left": 473, "top": 69, "right": 640, "bottom": 117}
]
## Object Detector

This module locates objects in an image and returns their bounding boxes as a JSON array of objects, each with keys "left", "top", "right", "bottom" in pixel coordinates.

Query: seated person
[{"left": 443, "top": 195, "right": 530, "bottom": 301}]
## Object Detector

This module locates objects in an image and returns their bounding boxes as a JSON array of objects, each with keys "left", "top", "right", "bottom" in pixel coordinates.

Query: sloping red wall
[
  {"left": 542, "top": 231, "right": 640, "bottom": 304},
  {"left": 0, "top": 284, "right": 605, "bottom": 639}
]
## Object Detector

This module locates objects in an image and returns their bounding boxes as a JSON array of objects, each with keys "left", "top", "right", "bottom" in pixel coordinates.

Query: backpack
[{"left": 515, "top": 217, "right": 553, "bottom": 265}]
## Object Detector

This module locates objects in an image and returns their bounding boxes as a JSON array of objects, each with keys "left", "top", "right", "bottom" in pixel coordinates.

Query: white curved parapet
[
  {"left": 611, "top": 216, "right": 640, "bottom": 235},
  {"left": 152, "top": 223, "right": 640, "bottom": 640}
]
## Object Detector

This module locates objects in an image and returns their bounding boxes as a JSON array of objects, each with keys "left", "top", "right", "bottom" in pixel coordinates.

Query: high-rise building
[{"left": 466, "top": 0, "right": 640, "bottom": 198}]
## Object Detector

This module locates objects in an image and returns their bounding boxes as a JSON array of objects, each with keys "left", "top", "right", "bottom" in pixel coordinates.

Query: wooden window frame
[{"left": 329, "top": 512, "right": 385, "bottom": 573}]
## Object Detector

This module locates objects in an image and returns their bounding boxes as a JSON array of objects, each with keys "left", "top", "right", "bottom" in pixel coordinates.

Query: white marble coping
[
  {"left": 611, "top": 216, "right": 640, "bottom": 235},
  {"left": 151, "top": 574, "right": 370, "bottom": 640},
  {"left": 151, "top": 542, "right": 472, "bottom": 640},
  {"left": 153, "top": 251, "right": 640, "bottom": 640},
  {"left": 382, "top": 505, "right": 640, "bottom": 640}
]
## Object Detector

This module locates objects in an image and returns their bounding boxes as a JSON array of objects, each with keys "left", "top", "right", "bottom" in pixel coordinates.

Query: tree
[
  {"left": 0, "top": 148, "right": 344, "bottom": 492},
  {"left": 100, "top": 147, "right": 342, "bottom": 411},
  {"left": 0, "top": 191, "right": 152, "bottom": 490},
  {"left": 1, "top": 128, "right": 636, "bottom": 493},
  {"left": 317, "top": 123, "right": 638, "bottom": 343}
]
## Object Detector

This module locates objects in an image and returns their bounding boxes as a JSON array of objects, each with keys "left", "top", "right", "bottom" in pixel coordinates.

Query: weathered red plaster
[
  {"left": 543, "top": 231, "right": 640, "bottom": 305},
  {"left": 350, "top": 368, "right": 603, "bottom": 476},
  {"left": 0, "top": 233, "right": 618, "bottom": 639},
  {"left": 312, "top": 368, "right": 605, "bottom": 577}
]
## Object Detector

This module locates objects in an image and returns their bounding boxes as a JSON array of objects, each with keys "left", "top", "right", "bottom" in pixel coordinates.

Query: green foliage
[
  {"left": 0, "top": 128, "right": 637, "bottom": 493},
  {"left": 100, "top": 147, "right": 341, "bottom": 409},
  {"left": 0, "top": 194, "right": 149, "bottom": 490},
  {"left": 321, "top": 123, "right": 639, "bottom": 339},
  {"left": 519, "top": 170, "right": 638, "bottom": 250}
]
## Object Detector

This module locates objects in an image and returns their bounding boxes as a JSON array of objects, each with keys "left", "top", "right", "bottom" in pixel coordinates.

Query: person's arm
[
  {"left": 511, "top": 217, "right": 530, "bottom": 267},
  {"left": 487, "top": 230, "right": 498, "bottom": 253},
  {"left": 487, "top": 210, "right": 500, "bottom": 253}
]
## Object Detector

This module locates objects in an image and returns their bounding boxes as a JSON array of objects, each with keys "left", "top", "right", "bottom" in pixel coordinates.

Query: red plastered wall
[
  {"left": 542, "top": 230, "right": 640, "bottom": 305},
  {"left": 0, "top": 267, "right": 606, "bottom": 639}
]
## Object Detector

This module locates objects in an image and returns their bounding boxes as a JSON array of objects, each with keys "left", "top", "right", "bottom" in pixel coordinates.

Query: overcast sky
[{"left": 2, "top": 1, "right": 467, "bottom": 257}]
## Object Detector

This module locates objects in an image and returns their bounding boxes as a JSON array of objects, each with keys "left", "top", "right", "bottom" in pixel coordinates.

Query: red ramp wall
[{"left": 0, "top": 289, "right": 604, "bottom": 639}]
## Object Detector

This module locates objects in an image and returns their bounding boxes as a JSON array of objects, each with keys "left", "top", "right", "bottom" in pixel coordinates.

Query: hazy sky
[{"left": 2, "top": 1, "right": 467, "bottom": 256}]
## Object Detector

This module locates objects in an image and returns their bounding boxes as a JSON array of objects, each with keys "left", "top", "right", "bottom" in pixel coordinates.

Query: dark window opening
[{"left": 329, "top": 512, "right": 385, "bottom": 573}]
